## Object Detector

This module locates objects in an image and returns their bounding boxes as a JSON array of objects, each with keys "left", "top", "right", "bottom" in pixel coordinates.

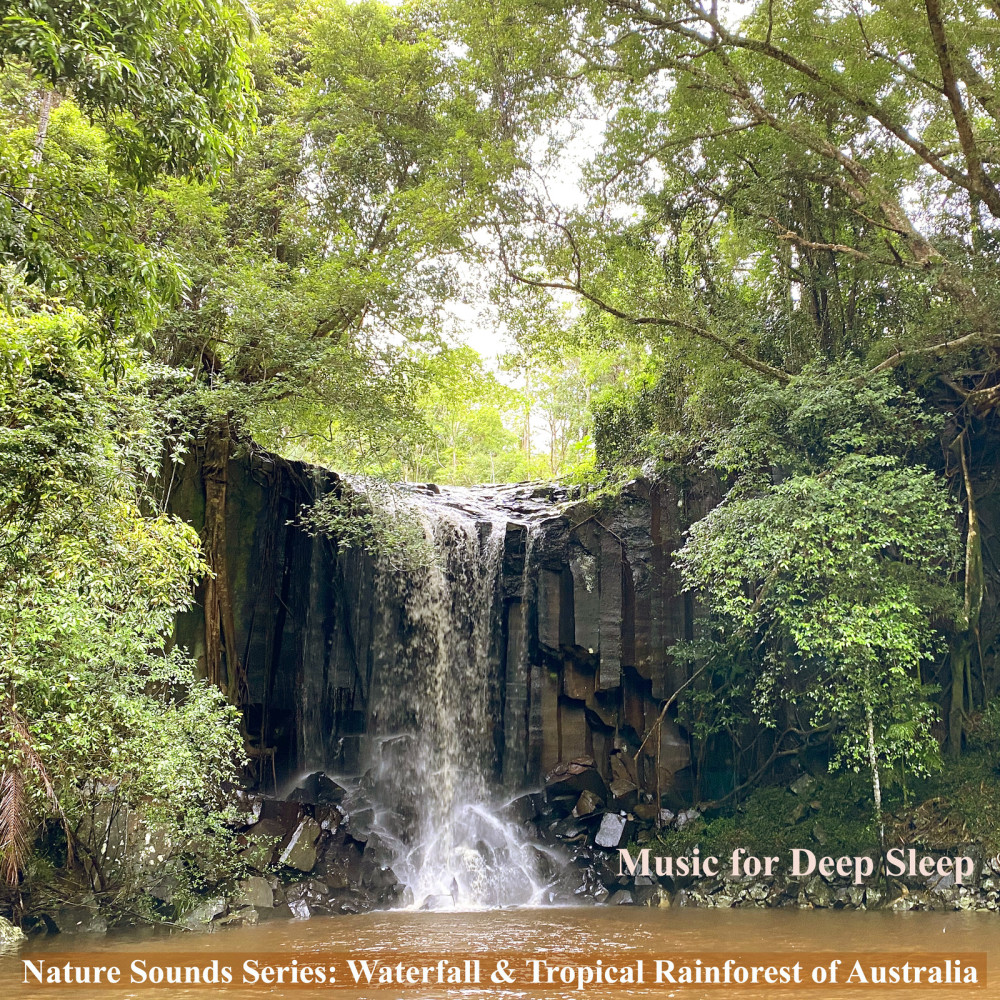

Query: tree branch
[
  {"left": 924, "top": 0, "right": 1000, "bottom": 216},
  {"left": 767, "top": 217, "right": 870, "bottom": 260},
  {"left": 502, "top": 253, "right": 792, "bottom": 383},
  {"left": 866, "top": 331, "right": 990, "bottom": 378}
]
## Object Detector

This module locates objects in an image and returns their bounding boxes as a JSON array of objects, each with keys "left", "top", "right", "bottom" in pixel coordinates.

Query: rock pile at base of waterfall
[
  {"left": 140, "top": 774, "right": 408, "bottom": 931},
  {"left": 2, "top": 773, "right": 406, "bottom": 938},
  {"left": 204, "top": 774, "right": 405, "bottom": 926},
  {"left": 9, "top": 763, "right": 1000, "bottom": 936},
  {"left": 502, "top": 758, "right": 1000, "bottom": 913}
]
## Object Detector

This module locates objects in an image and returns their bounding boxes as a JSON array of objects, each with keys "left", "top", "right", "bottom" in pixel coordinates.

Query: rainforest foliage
[{"left": 1, "top": 0, "right": 999, "bottom": 913}]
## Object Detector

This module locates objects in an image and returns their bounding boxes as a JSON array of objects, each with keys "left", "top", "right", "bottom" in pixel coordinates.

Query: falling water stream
[{"left": 345, "top": 486, "right": 559, "bottom": 910}]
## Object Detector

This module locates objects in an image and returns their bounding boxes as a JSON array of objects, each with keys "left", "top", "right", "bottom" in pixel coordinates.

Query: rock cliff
[{"left": 171, "top": 451, "right": 716, "bottom": 809}]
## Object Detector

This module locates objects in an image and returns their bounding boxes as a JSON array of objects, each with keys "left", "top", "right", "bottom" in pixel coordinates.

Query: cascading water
[{"left": 349, "top": 487, "right": 562, "bottom": 910}]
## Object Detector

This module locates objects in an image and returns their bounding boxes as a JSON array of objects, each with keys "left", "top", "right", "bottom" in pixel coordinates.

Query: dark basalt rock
[
  {"left": 287, "top": 772, "right": 347, "bottom": 806},
  {"left": 44, "top": 905, "right": 107, "bottom": 936},
  {"left": 504, "top": 790, "right": 547, "bottom": 825},
  {"left": 153, "top": 453, "right": 1000, "bottom": 920},
  {"left": 572, "top": 789, "right": 605, "bottom": 818},
  {"left": 545, "top": 758, "right": 609, "bottom": 812}
]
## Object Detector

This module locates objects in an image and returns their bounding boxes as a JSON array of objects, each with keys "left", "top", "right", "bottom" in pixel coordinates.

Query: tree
[
  {"left": 1, "top": 0, "right": 255, "bottom": 178},
  {"left": 491, "top": 0, "right": 1000, "bottom": 387},
  {"left": 675, "top": 367, "right": 960, "bottom": 840},
  {"left": 138, "top": 0, "right": 583, "bottom": 697},
  {"left": 0, "top": 0, "right": 256, "bottom": 911},
  {"left": 0, "top": 0, "right": 257, "bottom": 337}
]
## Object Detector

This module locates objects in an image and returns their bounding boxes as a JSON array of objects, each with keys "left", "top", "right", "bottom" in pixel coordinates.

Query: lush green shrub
[{"left": 0, "top": 307, "right": 244, "bottom": 919}]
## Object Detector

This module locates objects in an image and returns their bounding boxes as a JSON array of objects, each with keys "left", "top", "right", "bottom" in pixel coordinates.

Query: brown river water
[{"left": 2, "top": 907, "right": 997, "bottom": 999}]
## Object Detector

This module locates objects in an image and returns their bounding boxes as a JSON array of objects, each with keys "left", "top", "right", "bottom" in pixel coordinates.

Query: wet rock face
[
  {"left": 168, "top": 454, "right": 733, "bottom": 912},
  {"left": 172, "top": 454, "right": 715, "bottom": 812}
]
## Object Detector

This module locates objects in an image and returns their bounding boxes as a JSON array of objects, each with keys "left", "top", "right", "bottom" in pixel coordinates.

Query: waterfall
[{"left": 353, "top": 486, "right": 559, "bottom": 910}]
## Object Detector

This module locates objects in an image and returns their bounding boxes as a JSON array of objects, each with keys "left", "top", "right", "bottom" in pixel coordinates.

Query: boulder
[
  {"left": 572, "top": 790, "right": 604, "bottom": 819},
  {"left": 246, "top": 799, "right": 303, "bottom": 853},
  {"left": 633, "top": 802, "right": 658, "bottom": 822},
  {"left": 675, "top": 808, "right": 700, "bottom": 830},
  {"left": 359, "top": 854, "right": 402, "bottom": 900},
  {"left": 234, "top": 876, "right": 274, "bottom": 910},
  {"left": 834, "top": 886, "right": 865, "bottom": 909},
  {"left": 801, "top": 875, "right": 834, "bottom": 908},
  {"left": 928, "top": 870, "right": 958, "bottom": 899},
  {"left": 314, "top": 804, "right": 345, "bottom": 832},
  {"left": 418, "top": 894, "right": 455, "bottom": 910},
  {"left": 505, "top": 791, "right": 547, "bottom": 825},
  {"left": 257, "top": 903, "right": 293, "bottom": 923},
  {"left": 287, "top": 772, "right": 346, "bottom": 806},
  {"left": 550, "top": 816, "right": 588, "bottom": 841},
  {"left": 334, "top": 891, "right": 376, "bottom": 914},
  {"left": 361, "top": 832, "right": 395, "bottom": 869},
  {"left": 215, "top": 906, "right": 258, "bottom": 928},
  {"left": 569, "top": 867, "right": 610, "bottom": 902},
  {"left": 610, "top": 751, "right": 636, "bottom": 785},
  {"left": 180, "top": 897, "right": 226, "bottom": 930},
  {"left": 634, "top": 883, "right": 665, "bottom": 906},
  {"left": 148, "top": 876, "right": 179, "bottom": 904},
  {"left": 592, "top": 850, "right": 629, "bottom": 887},
  {"left": 608, "top": 889, "right": 634, "bottom": 905},
  {"left": 315, "top": 832, "right": 365, "bottom": 887},
  {"left": 344, "top": 806, "right": 375, "bottom": 842},
  {"left": 46, "top": 905, "right": 107, "bottom": 935},
  {"left": 609, "top": 777, "right": 639, "bottom": 811},
  {"left": 595, "top": 813, "right": 633, "bottom": 849},
  {"left": 545, "top": 758, "right": 608, "bottom": 809},
  {"left": 0, "top": 917, "right": 26, "bottom": 952},
  {"left": 286, "top": 879, "right": 333, "bottom": 913},
  {"left": 227, "top": 788, "right": 264, "bottom": 827},
  {"left": 278, "top": 818, "right": 321, "bottom": 872},
  {"left": 258, "top": 798, "right": 304, "bottom": 829},
  {"left": 890, "top": 891, "right": 933, "bottom": 911},
  {"left": 789, "top": 774, "right": 816, "bottom": 796}
]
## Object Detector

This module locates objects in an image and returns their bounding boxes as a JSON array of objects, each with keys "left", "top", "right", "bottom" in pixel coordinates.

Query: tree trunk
[
  {"left": 23, "top": 89, "right": 54, "bottom": 209},
  {"left": 947, "top": 640, "right": 969, "bottom": 758},
  {"left": 202, "top": 421, "right": 245, "bottom": 706},
  {"left": 865, "top": 701, "right": 885, "bottom": 856},
  {"left": 947, "top": 430, "right": 982, "bottom": 756}
]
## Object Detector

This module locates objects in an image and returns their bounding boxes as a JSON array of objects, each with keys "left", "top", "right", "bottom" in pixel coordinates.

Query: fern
[{"left": 0, "top": 703, "right": 71, "bottom": 886}]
